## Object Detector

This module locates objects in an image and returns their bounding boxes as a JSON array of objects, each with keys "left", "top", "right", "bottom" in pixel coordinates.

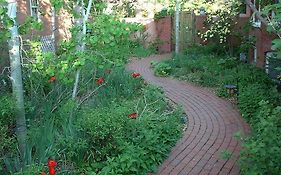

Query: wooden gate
[{"left": 173, "top": 11, "right": 195, "bottom": 52}]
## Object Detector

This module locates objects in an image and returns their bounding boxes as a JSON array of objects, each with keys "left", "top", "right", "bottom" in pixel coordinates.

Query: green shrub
[
  {"left": 54, "top": 83, "right": 182, "bottom": 174},
  {"left": 0, "top": 95, "right": 16, "bottom": 162},
  {"left": 67, "top": 85, "right": 182, "bottom": 174},
  {"left": 154, "top": 8, "right": 174, "bottom": 21},
  {"left": 240, "top": 101, "right": 281, "bottom": 175},
  {"left": 75, "top": 103, "right": 130, "bottom": 164},
  {"left": 238, "top": 83, "right": 278, "bottom": 123},
  {"left": 0, "top": 122, "right": 16, "bottom": 158},
  {"left": 154, "top": 62, "right": 172, "bottom": 77},
  {"left": 150, "top": 60, "right": 159, "bottom": 68},
  {"left": 0, "top": 95, "right": 15, "bottom": 126},
  {"left": 96, "top": 105, "right": 182, "bottom": 175}
]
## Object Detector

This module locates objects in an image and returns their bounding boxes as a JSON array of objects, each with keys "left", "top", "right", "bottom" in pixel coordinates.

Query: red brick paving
[{"left": 127, "top": 54, "right": 250, "bottom": 175}]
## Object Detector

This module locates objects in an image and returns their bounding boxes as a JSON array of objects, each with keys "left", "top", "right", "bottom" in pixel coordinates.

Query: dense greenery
[
  {"left": 1, "top": 67, "right": 183, "bottom": 174},
  {"left": 262, "top": 1, "right": 281, "bottom": 79},
  {"left": 0, "top": 3, "right": 178, "bottom": 173},
  {"left": 152, "top": 61, "right": 172, "bottom": 77},
  {"left": 153, "top": 44, "right": 281, "bottom": 175},
  {"left": 28, "top": 14, "right": 142, "bottom": 84}
]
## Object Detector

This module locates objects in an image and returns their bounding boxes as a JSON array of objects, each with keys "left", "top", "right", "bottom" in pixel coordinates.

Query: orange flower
[
  {"left": 132, "top": 72, "right": 141, "bottom": 78},
  {"left": 48, "top": 76, "right": 56, "bottom": 83},
  {"left": 128, "top": 112, "right": 138, "bottom": 119},
  {"left": 96, "top": 77, "right": 105, "bottom": 85}
]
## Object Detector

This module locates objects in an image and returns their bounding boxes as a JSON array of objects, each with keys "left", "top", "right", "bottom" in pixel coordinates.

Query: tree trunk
[
  {"left": 72, "top": 0, "right": 93, "bottom": 99},
  {"left": 51, "top": 6, "right": 56, "bottom": 51},
  {"left": 7, "top": 1, "right": 27, "bottom": 159}
]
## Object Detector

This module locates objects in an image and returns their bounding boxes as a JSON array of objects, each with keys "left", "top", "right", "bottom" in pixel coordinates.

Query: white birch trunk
[
  {"left": 175, "top": 0, "right": 180, "bottom": 54},
  {"left": 51, "top": 6, "right": 56, "bottom": 51},
  {"left": 72, "top": 0, "right": 93, "bottom": 99},
  {"left": 7, "top": 0, "right": 27, "bottom": 159}
]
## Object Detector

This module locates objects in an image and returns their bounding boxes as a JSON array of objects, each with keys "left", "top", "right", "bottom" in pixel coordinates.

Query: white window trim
[
  {"left": 253, "top": 46, "right": 257, "bottom": 64},
  {"left": 265, "top": 52, "right": 273, "bottom": 74},
  {"left": 251, "top": 0, "right": 261, "bottom": 28},
  {"left": 29, "top": 0, "right": 40, "bottom": 21}
]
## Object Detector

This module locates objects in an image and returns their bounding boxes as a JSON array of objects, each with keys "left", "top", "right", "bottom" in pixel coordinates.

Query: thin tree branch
[
  {"left": 85, "top": 0, "right": 93, "bottom": 21},
  {"left": 245, "top": 0, "right": 268, "bottom": 26},
  {"left": 77, "top": 82, "right": 107, "bottom": 107},
  {"left": 245, "top": 0, "right": 280, "bottom": 36}
]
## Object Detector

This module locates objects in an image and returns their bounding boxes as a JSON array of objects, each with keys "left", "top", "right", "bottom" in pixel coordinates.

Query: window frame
[{"left": 29, "top": 0, "right": 40, "bottom": 21}]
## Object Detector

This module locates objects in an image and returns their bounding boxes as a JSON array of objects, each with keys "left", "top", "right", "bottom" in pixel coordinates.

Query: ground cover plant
[
  {"left": 1, "top": 67, "right": 183, "bottom": 175},
  {"left": 153, "top": 44, "right": 281, "bottom": 175},
  {"left": 0, "top": 1, "right": 182, "bottom": 174}
]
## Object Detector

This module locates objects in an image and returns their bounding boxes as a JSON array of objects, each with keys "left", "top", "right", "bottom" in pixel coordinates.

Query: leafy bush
[
  {"left": 150, "top": 60, "right": 159, "bottom": 68},
  {"left": 154, "top": 62, "right": 172, "bottom": 77},
  {"left": 238, "top": 83, "right": 279, "bottom": 123},
  {"left": 56, "top": 85, "right": 183, "bottom": 174},
  {"left": 154, "top": 8, "right": 174, "bottom": 21},
  {"left": 0, "top": 95, "right": 16, "bottom": 159},
  {"left": 0, "top": 123, "right": 16, "bottom": 158},
  {"left": 0, "top": 95, "right": 15, "bottom": 126},
  {"left": 240, "top": 101, "right": 281, "bottom": 175}
]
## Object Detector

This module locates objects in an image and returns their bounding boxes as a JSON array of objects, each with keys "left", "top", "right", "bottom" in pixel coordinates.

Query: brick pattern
[{"left": 127, "top": 54, "right": 250, "bottom": 175}]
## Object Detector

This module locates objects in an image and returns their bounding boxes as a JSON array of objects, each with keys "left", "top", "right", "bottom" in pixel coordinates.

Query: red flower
[
  {"left": 132, "top": 72, "right": 141, "bottom": 78},
  {"left": 48, "top": 159, "right": 57, "bottom": 167},
  {"left": 49, "top": 168, "right": 56, "bottom": 175},
  {"left": 104, "top": 69, "right": 112, "bottom": 74},
  {"left": 128, "top": 112, "right": 138, "bottom": 119},
  {"left": 96, "top": 77, "right": 105, "bottom": 85},
  {"left": 48, "top": 159, "right": 57, "bottom": 175},
  {"left": 48, "top": 76, "right": 56, "bottom": 83}
]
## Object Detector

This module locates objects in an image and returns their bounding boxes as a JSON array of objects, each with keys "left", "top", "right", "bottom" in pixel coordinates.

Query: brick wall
[
  {"left": 248, "top": 25, "right": 276, "bottom": 68},
  {"left": 17, "top": 0, "right": 72, "bottom": 41},
  {"left": 156, "top": 16, "right": 172, "bottom": 53}
]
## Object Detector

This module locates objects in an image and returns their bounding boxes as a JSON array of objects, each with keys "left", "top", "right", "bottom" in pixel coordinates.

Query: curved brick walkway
[{"left": 127, "top": 54, "right": 250, "bottom": 175}]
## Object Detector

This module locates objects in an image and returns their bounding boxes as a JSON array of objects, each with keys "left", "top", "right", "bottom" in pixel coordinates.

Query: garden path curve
[{"left": 127, "top": 54, "right": 250, "bottom": 175}]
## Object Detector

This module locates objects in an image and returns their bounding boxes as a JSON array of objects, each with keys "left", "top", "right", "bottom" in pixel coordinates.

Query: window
[
  {"left": 265, "top": 52, "right": 281, "bottom": 81},
  {"left": 251, "top": 0, "right": 261, "bottom": 28},
  {"left": 265, "top": 52, "right": 271, "bottom": 74},
  {"left": 253, "top": 46, "right": 257, "bottom": 64},
  {"left": 30, "top": 0, "right": 40, "bottom": 20}
]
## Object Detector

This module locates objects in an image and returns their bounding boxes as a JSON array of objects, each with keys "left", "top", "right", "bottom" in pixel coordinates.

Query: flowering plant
[
  {"left": 132, "top": 72, "right": 141, "bottom": 78},
  {"left": 96, "top": 77, "right": 105, "bottom": 85}
]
